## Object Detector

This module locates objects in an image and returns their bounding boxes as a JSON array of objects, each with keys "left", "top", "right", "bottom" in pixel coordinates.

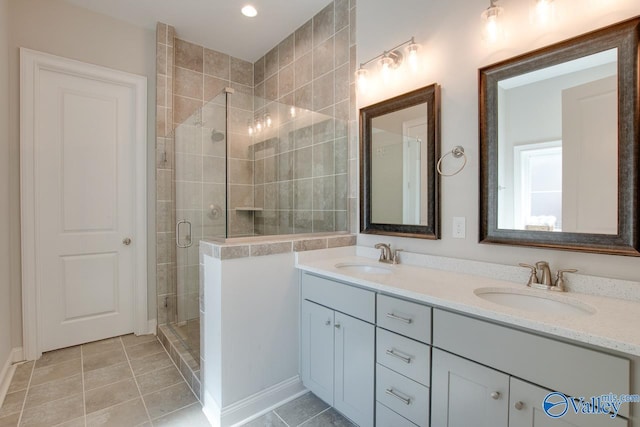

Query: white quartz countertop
[{"left": 296, "top": 253, "right": 640, "bottom": 357}]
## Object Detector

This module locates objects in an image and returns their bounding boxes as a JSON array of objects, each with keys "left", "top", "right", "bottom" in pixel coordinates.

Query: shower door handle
[{"left": 176, "top": 220, "right": 193, "bottom": 248}]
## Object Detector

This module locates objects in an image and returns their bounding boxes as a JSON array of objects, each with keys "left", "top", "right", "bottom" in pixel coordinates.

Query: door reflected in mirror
[
  {"left": 496, "top": 49, "right": 618, "bottom": 234},
  {"left": 371, "top": 103, "right": 429, "bottom": 226}
]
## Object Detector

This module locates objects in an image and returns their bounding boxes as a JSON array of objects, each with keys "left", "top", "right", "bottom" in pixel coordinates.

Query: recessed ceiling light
[{"left": 241, "top": 5, "right": 258, "bottom": 17}]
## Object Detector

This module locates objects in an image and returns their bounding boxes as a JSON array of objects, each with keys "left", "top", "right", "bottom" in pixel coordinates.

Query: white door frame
[{"left": 20, "top": 48, "right": 148, "bottom": 360}]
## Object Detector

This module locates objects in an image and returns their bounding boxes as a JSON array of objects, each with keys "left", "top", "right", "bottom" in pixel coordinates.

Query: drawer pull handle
[
  {"left": 385, "top": 388, "right": 411, "bottom": 405},
  {"left": 514, "top": 401, "right": 524, "bottom": 410},
  {"left": 386, "top": 312, "right": 412, "bottom": 324},
  {"left": 325, "top": 320, "right": 331, "bottom": 326},
  {"left": 491, "top": 391, "right": 501, "bottom": 400},
  {"left": 386, "top": 349, "right": 412, "bottom": 364}
]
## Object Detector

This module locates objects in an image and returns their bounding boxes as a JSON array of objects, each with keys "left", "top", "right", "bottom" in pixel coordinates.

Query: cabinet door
[
  {"left": 509, "top": 378, "right": 629, "bottom": 427},
  {"left": 334, "top": 311, "right": 375, "bottom": 427},
  {"left": 431, "top": 349, "right": 509, "bottom": 427},
  {"left": 301, "top": 300, "right": 334, "bottom": 405}
]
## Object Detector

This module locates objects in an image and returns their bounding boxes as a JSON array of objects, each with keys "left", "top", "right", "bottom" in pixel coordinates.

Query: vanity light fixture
[
  {"left": 481, "top": 0, "right": 504, "bottom": 43},
  {"left": 355, "top": 37, "right": 419, "bottom": 92},
  {"left": 241, "top": 5, "right": 258, "bottom": 17}
]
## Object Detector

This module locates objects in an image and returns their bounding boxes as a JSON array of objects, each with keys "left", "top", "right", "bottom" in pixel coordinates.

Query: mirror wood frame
[
  {"left": 360, "top": 84, "right": 441, "bottom": 239},
  {"left": 479, "top": 17, "right": 640, "bottom": 256}
]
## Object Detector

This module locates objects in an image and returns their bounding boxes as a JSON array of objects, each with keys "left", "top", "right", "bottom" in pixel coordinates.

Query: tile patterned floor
[
  {"left": 0, "top": 335, "right": 355, "bottom": 427},
  {"left": 241, "top": 392, "right": 356, "bottom": 427},
  {"left": 0, "top": 334, "right": 210, "bottom": 427}
]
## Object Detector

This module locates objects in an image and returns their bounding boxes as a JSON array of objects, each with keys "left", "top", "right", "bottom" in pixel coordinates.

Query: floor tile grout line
[
  {"left": 296, "top": 406, "right": 332, "bottom": 427},
  {"left": 148, "top": 401, "right": 200, "bottom": 423},
  {"left": 121, "top": 336, "right": 154, "bottom": 425},
  {"left": 80, "top": 345, "right": 87, "bottom": 427},
  {"left": 273, "top": 410, "right": 291, "bottom": 427},
  {"left": 15, "top": 360, "right": 35, "bottom": 426},
  {"left": 157, "top": 337, "right": 199, "bottom": 400}
]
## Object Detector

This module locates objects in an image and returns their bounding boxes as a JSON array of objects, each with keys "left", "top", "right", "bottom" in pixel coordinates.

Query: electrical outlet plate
[{"left": 453, "top": 217, "right": 466, "bottom": 238}]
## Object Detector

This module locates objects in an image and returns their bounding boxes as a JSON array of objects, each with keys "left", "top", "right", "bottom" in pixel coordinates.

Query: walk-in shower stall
[{"left": 167, "top": 88, "right": 349, "bottom": 364}]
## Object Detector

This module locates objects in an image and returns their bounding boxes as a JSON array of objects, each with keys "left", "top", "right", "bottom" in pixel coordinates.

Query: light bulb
[
  {"left": 381, "top": 55, "right": 394, "bottom": 84},
  {"left": 481, "top": 1, "right": 504, "bottom": 43},
  {"left": 265, "top": 114, "right": 272, "bottom": 127},
  {"left": 255, "top": 120, "right": 262, "bottom": 132},
  {"left": 356, "top": 67, "right": 368, "bottom": 92},
  {"left": 290, "top": 106, "right": 296, "bottom": 118},
  {"left": 407, "top": 42, "right": 419, "bottom": 72},
  {"left": 247, "top": 120, "right": 254, "bottom": 136}
]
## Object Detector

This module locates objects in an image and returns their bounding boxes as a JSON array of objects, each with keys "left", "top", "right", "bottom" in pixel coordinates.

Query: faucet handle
[
  {"left": 392, "top": 249, "right": 404, "bottom": 265},
  {"left": 552, "top": 269, "right": 578, "bottom": 292},
  {"left": 519, "top": 263, "right": 539, "bottom": 286}
]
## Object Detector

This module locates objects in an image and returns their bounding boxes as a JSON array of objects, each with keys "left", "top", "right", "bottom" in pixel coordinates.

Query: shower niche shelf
[{"left": 235, "top": 207, "right": 264, "bottom": 212}]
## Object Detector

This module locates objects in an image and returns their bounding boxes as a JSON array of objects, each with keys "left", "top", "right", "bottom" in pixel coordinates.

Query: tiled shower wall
[
  {"left": 156, "top": 23, "right": 177, "bottom": 326},
  {"left": 156, "top": 0, "right": 358, "bottom": 322},
  {"left": 252, "top": 0, "right": 356, "bottom": 234}
]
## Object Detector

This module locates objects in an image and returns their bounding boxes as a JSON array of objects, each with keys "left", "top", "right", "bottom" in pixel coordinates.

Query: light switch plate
[{"left": 452, "top": 217, "right": 466, "bottom": 239}]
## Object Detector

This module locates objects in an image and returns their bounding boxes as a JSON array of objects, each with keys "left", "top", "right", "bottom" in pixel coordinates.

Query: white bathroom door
[{"left": 21, "top": 49, "right": 148, "bottom": 356}]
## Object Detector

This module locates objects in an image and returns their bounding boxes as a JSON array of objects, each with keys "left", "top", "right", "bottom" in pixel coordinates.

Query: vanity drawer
[
  {"left": 376, "top": 328, "right": 430, "bottom": 386},
  {"left": 376, "top": 402, "right": 418, "bottom": 427},
  {"left": 376, "top": 364, "right": 429, "bottom": 427},
  {"left": 377, "top": 294, "right": 431, "bottom": 343},
  {"left": 301, "top": 273, "right": 375, "bottom": 323}
]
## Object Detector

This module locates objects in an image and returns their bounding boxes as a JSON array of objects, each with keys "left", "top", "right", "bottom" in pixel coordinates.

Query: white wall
[
  {"left": 357, "top": 0, "right": 640, "bottom": 281},
  {"left": 7, "top": 0, "right": 157, "bottom": 349},
  {"left": 0, "top": 0, "right": 13, "bottom": 368}
]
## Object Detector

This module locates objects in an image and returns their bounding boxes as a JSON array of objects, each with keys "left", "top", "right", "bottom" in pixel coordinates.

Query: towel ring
[{"left": 437, "top": 146, "right": 467, "bottom": 177}]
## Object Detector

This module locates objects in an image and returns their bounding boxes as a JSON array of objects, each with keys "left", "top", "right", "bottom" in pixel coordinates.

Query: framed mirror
[
  {"left": 360, "top": 84, "right": 441, "bottom": 239},
  {"left": 480, "top": 17, "right": 640, "bottom": 256}
]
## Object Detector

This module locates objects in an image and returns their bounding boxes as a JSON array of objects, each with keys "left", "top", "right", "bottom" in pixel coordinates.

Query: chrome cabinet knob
[
  {"left": 123, "top": 237, "right": 132, "bottom": 246},
  {"left": 334, "top": 323, "right": 341, "bottom": 329},
  {"left": 514, "top": 401, "right": 525, "bottom": 410},
  {"left": 490, "top": 391, "right": 501, "bottom": 400},
  {"left": 325, "top": 320, "right": 331, "bottom": 326}
]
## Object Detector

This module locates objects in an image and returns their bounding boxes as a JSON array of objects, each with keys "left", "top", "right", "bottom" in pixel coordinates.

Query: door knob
[{"left": 123, "top": 237, "right": 132, "bottom": 245}]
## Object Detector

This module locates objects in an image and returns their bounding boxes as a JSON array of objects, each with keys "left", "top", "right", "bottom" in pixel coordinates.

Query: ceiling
[{"left": 64, "top": 0, "right": 332, "bottom": 62}]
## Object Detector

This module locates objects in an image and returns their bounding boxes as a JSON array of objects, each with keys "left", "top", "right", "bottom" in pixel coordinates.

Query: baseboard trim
[
  {"left": 0, "top": 348, "right": 19, "bottom": 408},
  {"left": 222, "top": 376, "right": 307, "bottom": 427},
  {"left": 147, "top": 319, "right": 157, "bottom": 335},
  {"left": 203, "top": 390, "right": 222, "bottom": 427},
  {"left": 12, "top": 347, "right": 24, "bottom": 363}
]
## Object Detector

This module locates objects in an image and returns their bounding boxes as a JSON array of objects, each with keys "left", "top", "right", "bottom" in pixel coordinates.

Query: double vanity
[{"left": 296, "top": 246, "right": 640, "bottom": 427}]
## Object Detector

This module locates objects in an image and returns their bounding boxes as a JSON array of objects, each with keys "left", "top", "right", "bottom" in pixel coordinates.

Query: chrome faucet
[
  {"left": 536, "top": 261, "right": 552, "bottom": 286},
  {"left": 374, "top": 243, "right": 392, "bottom": 262},
  {"left": 374, "top": 243, "right": 403, "bottom": 264},
  {"left": 518, "top": 262, "right": 577, "bottom": 292}
]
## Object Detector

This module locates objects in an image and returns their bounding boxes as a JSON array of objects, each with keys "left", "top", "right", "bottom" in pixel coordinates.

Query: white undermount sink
[
  {"left": 474, "top": 287, "right": 596, "bottom": 316},
  {"left": 334, "top": 262, "right": 393, "bottom": 275}
]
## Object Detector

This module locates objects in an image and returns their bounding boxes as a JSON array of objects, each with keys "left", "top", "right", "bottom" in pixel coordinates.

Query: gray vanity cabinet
[
  {"left": 432, "top": 309, "right": 631, "bottom": 427},
  {"left": 300, "top": 274, "right": 376, "bottom": 427},
  {"left": 431, "top": 348, "right": 509, "bottom": 427}
]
